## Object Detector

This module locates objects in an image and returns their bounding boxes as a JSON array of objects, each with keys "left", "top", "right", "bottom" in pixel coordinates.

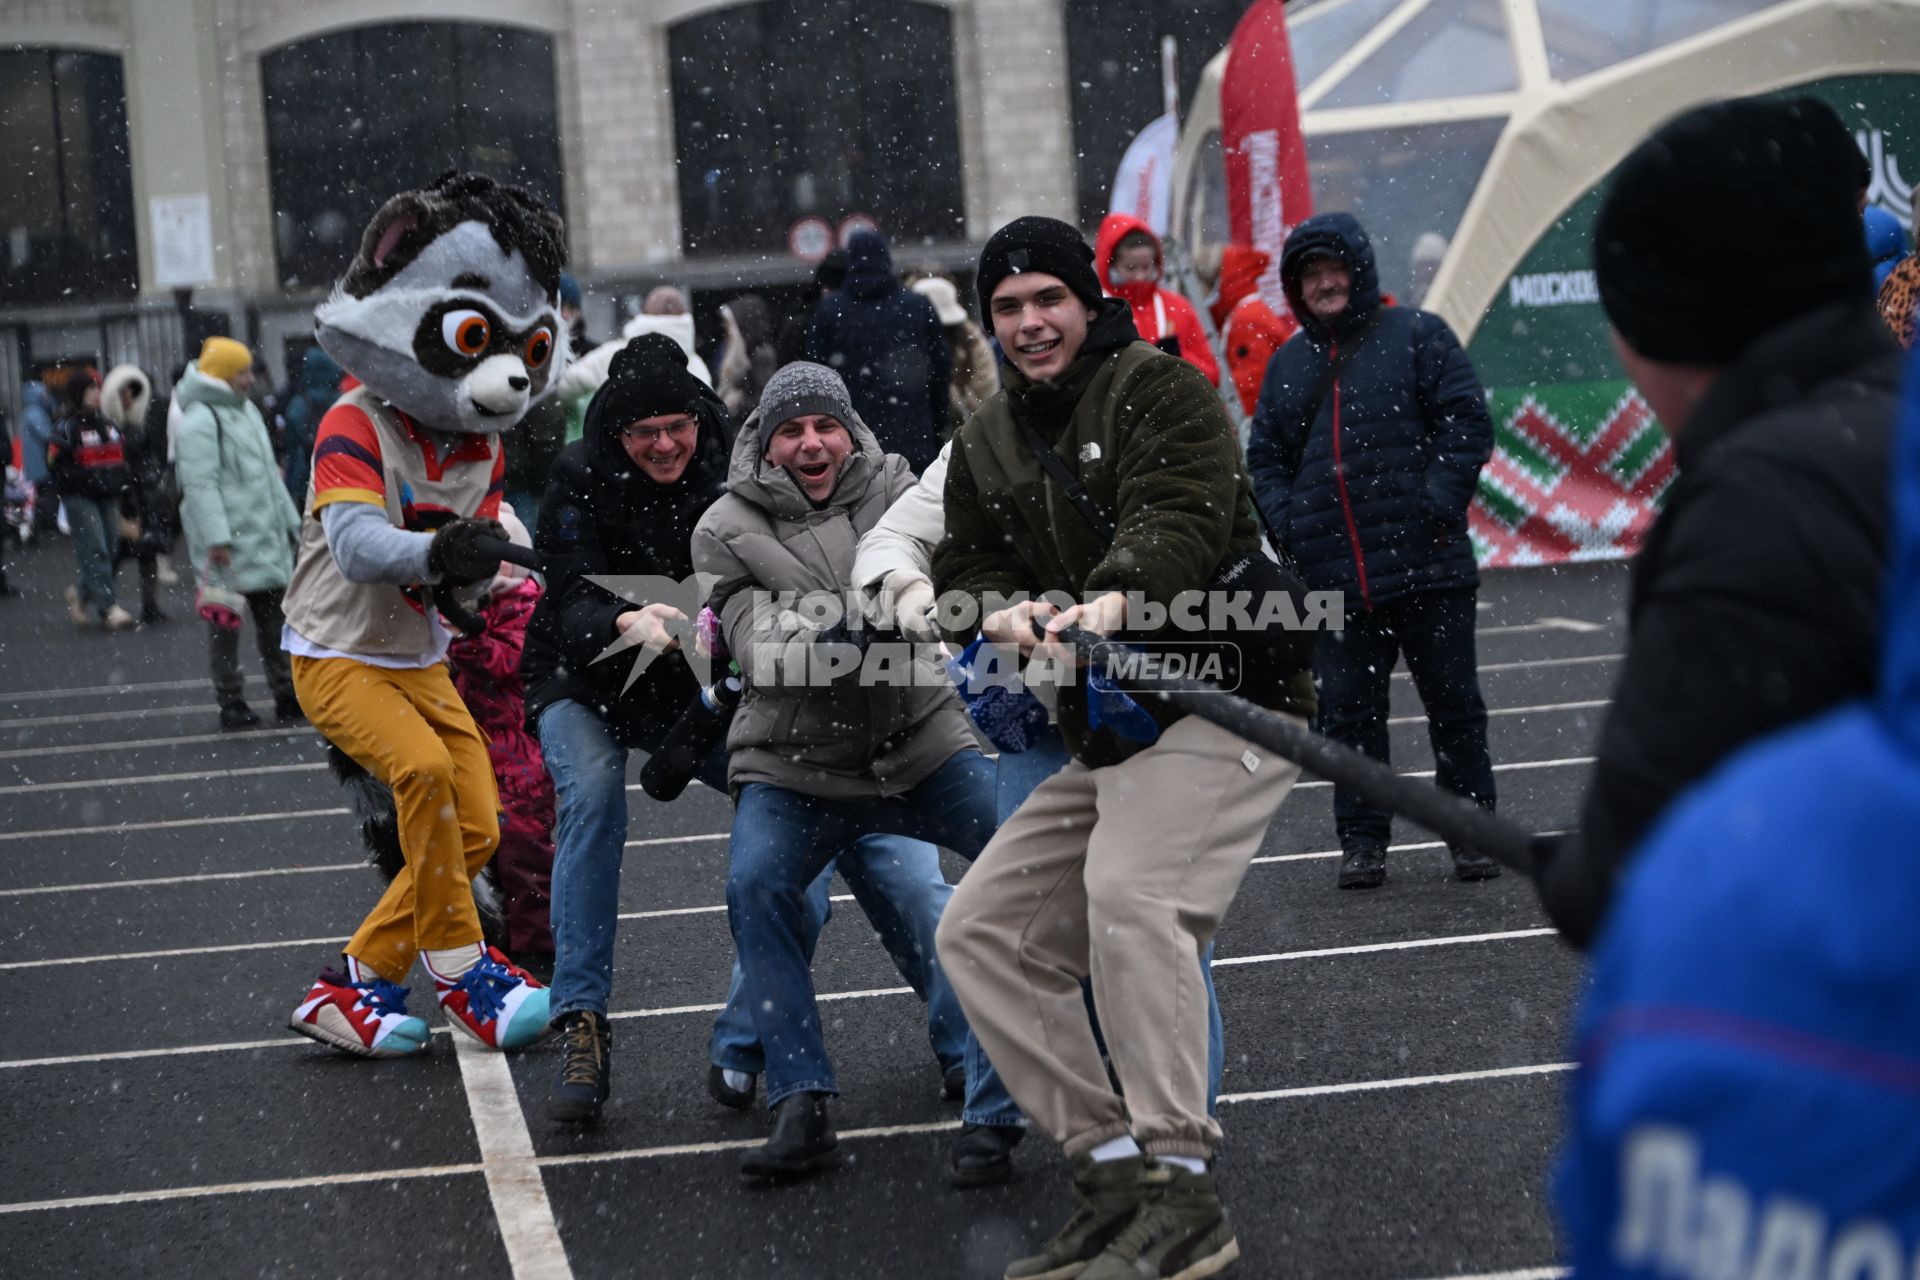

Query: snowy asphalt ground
[{"left": 0, "top": 540, "right": 1622, "bottom": 1280}]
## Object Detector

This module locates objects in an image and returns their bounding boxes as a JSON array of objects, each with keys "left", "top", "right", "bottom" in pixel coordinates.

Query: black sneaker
[
  {"left": 274, "top": 695, "right": 306, "bottom": 724},
  {"left": 219, "top": 703, "right": 263, "bottom": 732},
  {"left": 1337, "top": 843, "right": 1387, "bottom": 889},
  {"left": 740, "top": 1092, "right": 837, "bottom": 1182},
  {"left": 707, "top": 1063, "right": 756, "bottom": 1110},
  {"left": 1449, "top": 844, "right": 1502, "bottom": 882},
  {"left": 547, "top": 1010, "right": 611, "bottom": 1125},
  {"left": 942, "top": 1064, "right": 967, "bottom": 1101},
  {"left": 951, "top": 1122, "right": 1025, "bottom": 1189}
]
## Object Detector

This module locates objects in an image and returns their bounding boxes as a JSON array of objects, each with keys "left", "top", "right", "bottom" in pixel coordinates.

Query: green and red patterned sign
[{"left": 1464, "top": 72, "right": 1920, "bottom": 565}]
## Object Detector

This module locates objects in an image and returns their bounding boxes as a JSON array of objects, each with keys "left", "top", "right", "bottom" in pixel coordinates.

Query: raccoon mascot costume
[{"left": 284, "top": 172, "right": 566, "bottom": 1058}]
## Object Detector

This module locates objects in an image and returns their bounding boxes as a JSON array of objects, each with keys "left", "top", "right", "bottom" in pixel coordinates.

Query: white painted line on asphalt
[
  {"left": 0, "top": 863, "right": 361, "bottom": 898},
  {"left": 0, "top": 806, "right": 347, "bottom": 843},
  {"left": 452, "top": 1033, "right": 575, "bottom": 1280},
  {"left": 624, "top": 831, "right": 729, "bottom": 850},
  {"left": 1404, "top": 653, "right": 1619, "bottom": 679},
  {"left": 0, "top": 703, "right": 214, "bottom": 729},
  {"left": 0, "top": 1161, "right": 486, "bottom": 1216},
  {"left": 1389, "top": 698, "right": 1606, "bottom": 726},
  {"left": 1293, "top": 755, "right": 1593, "bottom": 791},
  {"left": 1216, "top": 1060, "right": 1574, "bottom": 1106},
  {"left": 1475, "top": 617, "right": 1606, "bottom": 636},
  {"left": 0, "top": 1036, "right": 296, "bottom": 1071},
  {"left": 1251, "top": 831, "right": 1566, "bottom": 867},
  {"left": 0, "top": 725, "right": 308, "bottom": 760},
  {"left": 1212, "top": 928, "right": 1557, "bottom": 967},
  {"left": 0, "top": 674, "right": 268, "bottom": 704},
  {"left": 0, "top": 760, "right": 326, "bottom": 796},
  {"left": 0, "top": 935, "right": 345, "bottom": 971},
  {"left": 539, "top": 1119, "right": 963, "bottom": 1170}
]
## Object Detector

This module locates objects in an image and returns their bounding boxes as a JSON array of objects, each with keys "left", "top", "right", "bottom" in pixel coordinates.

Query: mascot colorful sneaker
[{"left": 282, "top": 171, "right": 567, "bottom": 1057}]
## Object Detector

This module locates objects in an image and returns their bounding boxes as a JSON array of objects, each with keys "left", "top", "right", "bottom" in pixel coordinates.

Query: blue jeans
[
  {"left": 994, "top": 727, "right": 1225, "bottom": 1114},
  {"left": 66, "top": 495, "right": 118, "bottom": 615},
  {"left": 539, "top": 699, "right": 947, "bottom": 1072},
  {"left": 726, "top": 751, "right": 1006, "bottom": 1109}
]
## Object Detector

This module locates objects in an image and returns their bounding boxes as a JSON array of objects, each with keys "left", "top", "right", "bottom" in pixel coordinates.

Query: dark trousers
[
  {"left": 210, "top": 588, "right": 295, "bottom": 710},
  {"left": 1313, "top": 585, "right": 1495, "bottom": 853}
]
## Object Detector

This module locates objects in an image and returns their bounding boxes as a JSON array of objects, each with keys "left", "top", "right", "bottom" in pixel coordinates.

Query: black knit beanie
[
  {"left": 976, "top": 216, "right": 1104, "bottom": 321},
  {"left": 1594, "top": 96, "right": 1872, "bottom": 365},
  {"left": 590, "top": 332, "right": 720, "bottom": 428}
]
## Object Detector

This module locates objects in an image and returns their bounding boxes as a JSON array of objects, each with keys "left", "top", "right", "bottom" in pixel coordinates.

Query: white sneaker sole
[
  {"left": 444, "top": 1007, "right": 555, "bottom": 1052},
  {"left": 287, "top": 1005, "right": 428, "bottom": 1058}
]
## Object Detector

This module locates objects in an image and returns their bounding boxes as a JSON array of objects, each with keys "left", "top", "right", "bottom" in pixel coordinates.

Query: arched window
[
  {"left": 0, "top": 49, "right": 137, "bottom": 306},
  {"left": 669, "top": 1, "right": 965, "bottom": 257},
  {"left": 1065, "top": 0, "right": 1247, "bottom": 229},
  {"left": 261, "top": 22, "right": 564, "bottom": 289}
]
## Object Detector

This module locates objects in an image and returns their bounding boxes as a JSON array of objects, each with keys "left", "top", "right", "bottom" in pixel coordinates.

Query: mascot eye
[
  {"left": 523, "top": 327, "right": 554, "bottom": 369},
  {"left": 442, "top": 310, "right": 491, "bottom": 357}
]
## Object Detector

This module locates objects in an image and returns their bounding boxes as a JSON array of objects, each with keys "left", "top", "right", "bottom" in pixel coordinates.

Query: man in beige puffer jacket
[{"left": 691, "top": 361, "right": 1005, "bottom": 1185}]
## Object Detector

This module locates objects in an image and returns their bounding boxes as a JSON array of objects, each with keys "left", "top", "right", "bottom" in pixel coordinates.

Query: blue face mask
[
  {"left": 947, "top": 636, "right": 1050, "bottom": 754},
  {"left": 1085, "top": 668, "right": 1161, "bottom": 745}
]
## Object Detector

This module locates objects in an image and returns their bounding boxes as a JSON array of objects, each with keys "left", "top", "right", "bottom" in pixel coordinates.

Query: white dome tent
[{"left": 1174, "top": 0, "right": 1920, "bottom": 566}]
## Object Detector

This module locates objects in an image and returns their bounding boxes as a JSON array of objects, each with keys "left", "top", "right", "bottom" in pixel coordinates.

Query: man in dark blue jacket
[
  {"left": 1247, "top": 211, "right": 1497, "bottom": 888},
  {"left": 806, "top": 229, "right": 951, "bottom": 472}
]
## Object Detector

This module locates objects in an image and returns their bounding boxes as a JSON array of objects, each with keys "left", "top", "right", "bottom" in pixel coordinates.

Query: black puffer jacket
[
  {"left": 1535, "top": 301, "right": 1900, "bottom": 948},
  {"left": 804, "top": 230, "right": 951, "bottom": 473},
  {"left": 1246, "top": 212, "right": 1491, "bottom": 610},
  {"left": 520, "top": 392, "right": 730, "bottom": 745}
]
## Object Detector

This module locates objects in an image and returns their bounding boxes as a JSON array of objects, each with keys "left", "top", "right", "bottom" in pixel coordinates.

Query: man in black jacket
[
  {"left": 1247, "top": 212, "right": 1498, "bottom": 888},
  {"left": 1533, "top": 96, "right": 1902, "bottom": 949},
  {"left": 527, "top": 334, "right": 961, "bottom": 1125}
]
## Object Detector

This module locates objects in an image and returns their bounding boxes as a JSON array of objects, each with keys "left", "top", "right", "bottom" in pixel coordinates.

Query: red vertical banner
[{"left": 1220, "top": 0, "right": 1314, "bottom": 313}]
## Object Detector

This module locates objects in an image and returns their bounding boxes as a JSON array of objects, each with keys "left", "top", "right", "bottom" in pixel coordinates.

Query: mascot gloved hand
[{"left": 283, "top": 170, "right": 566, "bottom": 1061}]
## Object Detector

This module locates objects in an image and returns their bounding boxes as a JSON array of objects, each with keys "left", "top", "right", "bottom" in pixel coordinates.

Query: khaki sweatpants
[
  {"left": 937, "top": 713, "right": 1301, "bottom": 1160},
  {"left": 293, "top": 656, "right": 500, "bottom": 982}
]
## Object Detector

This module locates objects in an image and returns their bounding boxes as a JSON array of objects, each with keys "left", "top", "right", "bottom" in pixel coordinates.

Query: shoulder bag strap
[{"left": 1015, "top": 420, "right": 1118, "bottom": 543}]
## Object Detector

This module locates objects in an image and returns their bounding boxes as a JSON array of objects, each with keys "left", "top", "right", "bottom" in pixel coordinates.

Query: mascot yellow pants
[{"left": 292, "top": 656, "right": 500, "bottom": 981}]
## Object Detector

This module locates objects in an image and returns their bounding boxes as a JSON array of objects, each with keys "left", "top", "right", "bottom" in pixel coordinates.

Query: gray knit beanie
[{"left": 757, "top": 361, "right": 855, "bottom": 451}]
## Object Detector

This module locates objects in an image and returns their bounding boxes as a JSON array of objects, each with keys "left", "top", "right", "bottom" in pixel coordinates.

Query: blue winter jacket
[
  {"left": 805, "top": 230, "right": 951, "bottom": 474},
  {"left": 19, "top": 381, "right": 54, "bottom": 484},
  {"left": 1557, "top": 354, "right": 1920, "bottom": 1275},
  {"left": 1246, "top": 212, "right": 1491, "bottom": 609}
]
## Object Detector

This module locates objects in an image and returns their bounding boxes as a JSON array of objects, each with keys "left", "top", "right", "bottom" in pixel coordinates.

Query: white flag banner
[{"left": 1108, "top": 113, "right": 1179, "bottom": 237}]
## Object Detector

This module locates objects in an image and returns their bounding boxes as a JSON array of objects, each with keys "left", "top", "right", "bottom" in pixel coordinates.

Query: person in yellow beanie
[
  {"left": 195, "top": 336, "right": 253, "bottom": 385},
  {"left": 175, "top": 335, "right": 304, "bottom": 730}
]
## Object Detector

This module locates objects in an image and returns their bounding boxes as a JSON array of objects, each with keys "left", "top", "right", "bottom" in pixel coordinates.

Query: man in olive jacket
[{"left": 931, "top": 216, "right": 1311, "bottom": 1280}]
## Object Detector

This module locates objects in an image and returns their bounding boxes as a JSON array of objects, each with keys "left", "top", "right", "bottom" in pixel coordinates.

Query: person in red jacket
[
  {"left": 1094, "top": 212, "right": 1221, "bottom": 386},
  {"left": 1210, "top": 244, "right": 1299, "bottom": 417}
]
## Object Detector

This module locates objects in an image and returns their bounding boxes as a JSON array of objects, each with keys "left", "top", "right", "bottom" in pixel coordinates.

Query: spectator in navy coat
[
  {"left": 1247, "top": 211, "right": 1497, "bottom": 889},
  {"left": 805, "top": 230, "right": 951, "bottom": 472}
]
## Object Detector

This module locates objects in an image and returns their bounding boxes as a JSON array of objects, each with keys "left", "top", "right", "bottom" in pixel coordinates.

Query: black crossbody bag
[{"left": 1015, "top": 421, "right": 1319, "bottom": 686}]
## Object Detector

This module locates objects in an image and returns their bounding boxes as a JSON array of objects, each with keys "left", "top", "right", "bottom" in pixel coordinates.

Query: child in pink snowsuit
[{"left": 446, "top": 511, "right": 555, "bottom": 963}]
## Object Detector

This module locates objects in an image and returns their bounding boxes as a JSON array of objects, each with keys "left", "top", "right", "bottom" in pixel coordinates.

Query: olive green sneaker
[
  {"left": 1079, "top": 1161, "right": 1240, "bottom": 1280},
  {"left": 1004, "top": 1154, "right": 1151, "bottom": 1280}
]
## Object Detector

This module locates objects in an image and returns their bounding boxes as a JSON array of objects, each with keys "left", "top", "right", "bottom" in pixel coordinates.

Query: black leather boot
[
  {"left": 950, "top": 1122, "right": 1025, "bottom": 1189},
  {"left": 740, "top": 1092, "right": 837, "bottom": 1181},
  {"left": 547, "top": 1010, "right": 611, "bottom": 1125},
  {"left": 1449, "top": 844, "right": 1501, "bottom": 881},
  {"left": 1337, "top": 843, "right": 1388, "bottom": 889}
]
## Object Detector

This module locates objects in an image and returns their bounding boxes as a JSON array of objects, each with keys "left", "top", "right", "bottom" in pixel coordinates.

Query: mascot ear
[{"left": 342, "top": 192, "right": 434, "bottom": 297}]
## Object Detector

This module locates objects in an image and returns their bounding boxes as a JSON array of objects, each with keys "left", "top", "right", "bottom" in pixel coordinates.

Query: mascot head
[{"left": 314, "top": 171, "right": 569, "bottom": 435}]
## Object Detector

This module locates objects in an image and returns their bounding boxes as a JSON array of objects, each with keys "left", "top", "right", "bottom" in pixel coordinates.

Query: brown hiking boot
[{"left": 1004, "top": 1154, "right": 1151, "bottom": 1279}]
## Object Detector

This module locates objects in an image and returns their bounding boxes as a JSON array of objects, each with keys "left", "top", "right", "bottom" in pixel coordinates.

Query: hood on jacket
[
  {"left": 728, "top": 398, "right": 885, "bottom": 519},
  {"left": 100, "top": 364, "right": 151, "bottom": 431},
  {"left": 298, "top": 346, "right": 344, "bottom": 401},
  {"left": 843, "top": 229, "right": 899, "bottom": 302},
  {"left": 1212, "top": 244, "right": 1273, "bottom": 328},
  {"left": 1095, "top": 212, "right": 1163, "bottom": 292},
  {"left": 1280, "top": 211, "right": 1383, "bottom": 340},
  {"left": 172, "top": 361, "right": 248, "bottom": 412}
]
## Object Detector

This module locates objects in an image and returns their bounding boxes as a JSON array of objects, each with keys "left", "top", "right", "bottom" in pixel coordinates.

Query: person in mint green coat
[{"left": 175, "top": 337, "right": 304, "bottom": 730}]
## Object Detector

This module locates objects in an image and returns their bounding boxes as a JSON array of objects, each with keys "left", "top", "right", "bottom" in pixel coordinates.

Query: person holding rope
[{"left": 932, "top": 216, "right": 1316, "bottom": 1280}]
